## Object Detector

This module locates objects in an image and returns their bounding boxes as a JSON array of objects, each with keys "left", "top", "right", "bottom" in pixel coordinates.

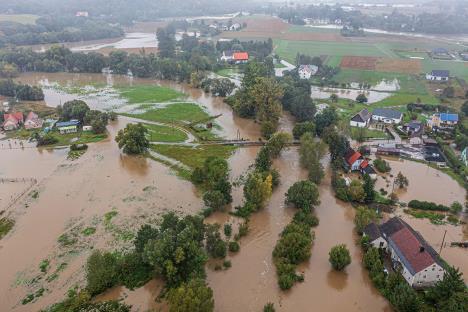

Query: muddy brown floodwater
[{"left": 1, "top": 72, "right": 465, "bottom": 312}]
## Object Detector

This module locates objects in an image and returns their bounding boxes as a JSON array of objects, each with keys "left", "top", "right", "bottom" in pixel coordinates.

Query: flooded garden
[{"left": 0, "top": 72, "right": 466, "bottom": 311}]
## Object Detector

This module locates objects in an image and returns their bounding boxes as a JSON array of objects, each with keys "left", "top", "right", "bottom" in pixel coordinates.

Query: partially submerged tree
[
  {"left": 328, "top": 244, "right": 351, "bottom": 271},
  {"left": 115, "top": 123, "right": 149, "bottom": 155},
  {"left": 167, "top": 279, "right": 214, "bottom": 312},
  {"left": 285, "top": 180, "right": 320, "bottom": 211},
  {"left": 395, "top": 172, "right": 409, "bottom": 189}
]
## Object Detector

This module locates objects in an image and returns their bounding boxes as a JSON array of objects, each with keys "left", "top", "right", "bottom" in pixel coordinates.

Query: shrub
[
  {"left": 263, "top": 302, "right": 276, "bottom": 312},
  {"left": 223, "top": 260, "right": 231, "bottom": 269},
  {"left": 373, "top": 158, "right": 391, "bottom": 173},
  {"left": 328, "top": 244, "right": 351, "bottom": 271},
  {"left": 223, "top": 223, "right": 232, "bottom": 237},
  {"left": 228, "top": 241, "right": 240, "bottom": 252},
  {"left": 408, "top": 200, "right": 450, "bottom": 212}
]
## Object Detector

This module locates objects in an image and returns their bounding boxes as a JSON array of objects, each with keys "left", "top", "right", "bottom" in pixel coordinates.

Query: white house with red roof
[
  {"left": 24, "top": 112, "right": 43, "bottom": 130},
  {"left": 364, "top": 217, "right": 445, "bottom": 288},
  {"left": 345, "top": 149, "right": 364, "bottom": 171},
  {"left": 233, "top": 52, "right": 249, "bottom": 64},
  {"left": 2, "top": 112, "right": 24, "bottom": 131}
]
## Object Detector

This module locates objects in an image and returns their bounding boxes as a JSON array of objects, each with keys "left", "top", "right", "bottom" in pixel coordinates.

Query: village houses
[
  {"left": 298, "top": 64, "right": 318, "bottom": 79},
  {"left": 344, "top": 149, "right": 377, "bottom": 178},
  {"left": 364, "top": 217, "right": 446, "bottom": 288},
  {"left": 371, "top": 108, "right": 403, "bottom": 124},
  {"left": 2, "top": 112, "right": 24, "bottom": 131},
  {"left": 350, "top": 109, "right": 371, "bottom": 128},
  {"left": 427, "top": 112, "right": 459, "bottom": 128},
  {"left": 425, "top": 70, "right": 450, "bottom": 82},
  {"left": 24, "top": 112, "right": 43, "bottom": 130}
]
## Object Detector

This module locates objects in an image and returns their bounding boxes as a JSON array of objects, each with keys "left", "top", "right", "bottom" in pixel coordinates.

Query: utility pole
[{"left": 439, "top": 230, "right": 447, "bottom": 255}]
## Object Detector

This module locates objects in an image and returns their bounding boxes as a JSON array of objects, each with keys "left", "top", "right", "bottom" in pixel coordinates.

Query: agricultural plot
[
  {"left": 0, "top": 14, "right": 38, "bottom": 25},
  {"left": 340, "top": 56, "right": 379, "bottom": 70}
]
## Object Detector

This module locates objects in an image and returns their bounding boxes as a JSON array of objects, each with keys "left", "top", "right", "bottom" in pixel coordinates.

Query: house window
[
  {"left": 423, "top": 275, "right": 426, "bottom": 279},
  {"left": 379, "top": 242, "right": 384, "bottom": 247},
  {"left": 436, "top": 275, "right": 439, "bottom": 278},
  {"left": 432, "top": 268, "right": 435, "bottom": 271}
]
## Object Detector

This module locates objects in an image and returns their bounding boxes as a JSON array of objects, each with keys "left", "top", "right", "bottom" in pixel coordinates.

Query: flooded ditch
[{"left": 0, "top": 72, "right": 466, "bottom": 311}]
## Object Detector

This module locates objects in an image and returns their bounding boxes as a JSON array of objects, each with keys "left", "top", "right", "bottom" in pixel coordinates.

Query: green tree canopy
[
  {"left": 328, "top": 244, "right": 351, "bottom": 271},
  {"left": 167, "top": 279, "right": 214, "bottom": 312},
  {"left": 115, "top": 123, "right": 149, "bottom": 154}
]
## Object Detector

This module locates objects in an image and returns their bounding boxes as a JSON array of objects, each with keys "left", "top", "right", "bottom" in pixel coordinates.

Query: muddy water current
[{"left": 0, "top": 72, "right": 465, "bottom": 311}]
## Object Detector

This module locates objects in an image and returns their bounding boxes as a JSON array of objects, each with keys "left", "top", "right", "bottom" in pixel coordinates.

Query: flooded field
[
  {"left": 311, "top": 85, "right": 393, "bottom": 104},
  {"left": 1, "top": 72, "right": 466, "bottom": 311},
  {"left": 374, "top": 157, "right": 466, "bottom": 206}
]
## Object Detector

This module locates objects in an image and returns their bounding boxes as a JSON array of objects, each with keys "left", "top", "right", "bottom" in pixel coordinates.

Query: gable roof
[
  {"left": 351, "top": 109, "right": 371, "bottom": 123},
  {"left": 380, "top": 217, "right": 443, "bottom": 275},
  {"left": 372, "top": 108, "right": 402, "bottom": 120},
  {"left": 4, "top": 112, "right": 24, "bottom": 123},
  {"left": 363, "top": 223, "right": 381, "bottom": 241},
  {"left": 431, "top": 70, "right": 450, "bottom": 78},
  {"left": 345, "top": 149, "right": 362, "bottom": 166},
  {"left": 389, "top": 227, "right": 437, "bottom": 275},
  {"left": 233, "top": 52, "right": 248, "bottom": 61},
  {"left": 298, "top": 64, "right": 318, "bottom": 74},
  {"left": 25, "top": 111, "right": 39, "bottom": 121},
  {"left": 439, "top": 113, "right": 458, "bottom": 122},
  {"left": 222, "top": 50, "right": 234, "bottom": 57}
]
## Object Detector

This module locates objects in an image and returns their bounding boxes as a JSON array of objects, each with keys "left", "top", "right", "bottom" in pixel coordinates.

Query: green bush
[
  {"left": 228, "top": 241, "right": 240, "bottom": 252},
  {"left": 328, "top": 244, "right": 351, "bottom": 271},
  {"left": 373, "top": 158, "right": 391, "bottom": 173},
  {"left": 408, "top": 200, "right": 450, "bottom": 212}
]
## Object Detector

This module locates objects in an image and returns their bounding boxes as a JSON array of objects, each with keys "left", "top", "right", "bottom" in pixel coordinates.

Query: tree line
[
  {"left": 0, "top": 16, "right": 123, "bottom": 47},
  {"left": 277, "top": 3, "right": 468, "bottom": 35}
]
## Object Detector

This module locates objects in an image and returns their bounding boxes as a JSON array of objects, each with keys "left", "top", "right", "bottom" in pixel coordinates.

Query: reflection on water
[{"left": 326, "top": 270, "right": 349, "bottom": 291}]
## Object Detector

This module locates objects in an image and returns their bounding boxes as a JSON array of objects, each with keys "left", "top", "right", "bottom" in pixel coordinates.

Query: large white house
[
  {"left": 350, "top": 109, "right": 371, "bottom": 128},
  {"left": 298, "top": 65, "right": 318, "bottom": 79},
  {"left": 364, "top": 217, "right": 446, "bottom": 288},
  {"left": 372, "top": 108, "right": 403, "bottom": 124}
]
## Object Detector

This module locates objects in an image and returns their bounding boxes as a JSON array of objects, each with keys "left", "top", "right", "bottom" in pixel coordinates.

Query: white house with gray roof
[
  {"left": 350, "top": 108, "right": 371, "bottom": 128},
  {"left": 372, "top": 108, "right": 403, "bottom": 124}
]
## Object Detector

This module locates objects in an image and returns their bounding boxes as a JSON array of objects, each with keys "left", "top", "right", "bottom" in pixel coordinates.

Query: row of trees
[
  {"left": 234, "top": 132, "right": 291, "bottom": 218},
  {"left": 277, "top": 3, "right": 468, "bottom": 34},
  {"left": 226, "top": 61, "right": 282, "bottom": 138},
  {"left": 0, "top": 16, "right": 123, "bottom": 47},
  {"left": 0, "top": 79, "right": 44, "bottom": 101}
]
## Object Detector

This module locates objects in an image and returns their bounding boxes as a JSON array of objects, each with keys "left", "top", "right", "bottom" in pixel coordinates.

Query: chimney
[{"left": 419, "top": 246, "right": 425, "bottom": 253}]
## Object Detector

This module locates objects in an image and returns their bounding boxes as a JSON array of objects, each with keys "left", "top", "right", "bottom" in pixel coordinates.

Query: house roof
[
  {"left": 363, "top": 223, "right": 381, "bottom": 241},
  {"left": 351, "top": 109, "right": 371, "bottom": 123},
  {"left": 380, "top": 217, "right": 443, "bottom": 275},
  {"left": 233, "top": 52, "right": 249, "bottom": 61},
  {"left": 25, "top": 111, "right": 39, "bottom": 121},
  {"left": 362, "top": 165, "right": 376, "bottom": 175},
  {"left": 223, "top": 50, "right": 234, "bottom": 57},
  {"left": 4, "top": 112, "right": 24, "bottom": 123},
  {"left": 432, "top": 48, "right": 448, "bottom": 54},
  {"left": 372, "top": 108, "right": 402, "bottom": 120},
  {"left": 439, "top": 113, "right": 458, "bottom": 122},
  {"left": 431, "top": 70, "right": 450, "bottom": 78},
  {"left": 56, "top": 120, "right": 80, "bottom": 128},
  {"left": 298, "top": 64, "right": 318, "bottom": 74},
  {"left": 345, "top": 149, "right": 362, "bottom": 166},
  {"left": 388, "top": 227, "right": 437, "bottom": 275}
]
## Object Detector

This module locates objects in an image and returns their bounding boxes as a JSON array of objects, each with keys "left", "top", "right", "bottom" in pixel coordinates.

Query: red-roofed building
[
  {"left": 3, "top": 112, "right": 24, "bottom": 131},
  {"left": 363, "top": 217, "right": 445, "bottom": 288},
  {"left": 233, "top": 52, "right": 249, "bottom": 64},
  {"left": 344, "top": 149, "right": 363, "bottom": 171}
]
